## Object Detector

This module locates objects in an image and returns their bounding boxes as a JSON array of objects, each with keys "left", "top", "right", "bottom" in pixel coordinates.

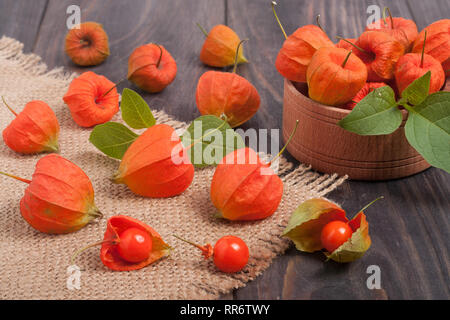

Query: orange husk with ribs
[
  {"left": 65, "top": 22, "right": 110, "bottom": 66},
  {"left": 412, "top": 19, "right": 450, "bottom": 77},
  {"left": 127, "top": 43, "right": 177, "bottom": 93},
  {"left": 336, "top": 38, "right": 356, "bottom": 50},
  {"left": 113, "top": 124, "right": 194, "bottom": 198},
  {"left": 275, "top": 25, "right": 334, "bottom": 82},
  {"left": 196, "top": 71, "right": 260, "bottom": 128},
  {"left": 2, "top": 98, "right": 60, "bottom": 154},
  {"left": 351, "top": 31, "right": 405, "bottom": 81},
  {"left": 63, "top": 71, "right": 119, "bottom": 127},
  {"left": 306, "top": 47, "right": 368, "bottom": 106},
  {"left": 366, "top": 9, "right": 418, "bottom": 51},
  {"left": 0, "top": 154, "right": 102, "bottom": 234},
  {"left": 198, "top": 24, "right": 248, "bottom": 67},
  {"left": 211, "top": 147, "right": 283, "bottom": 221},
  {"left": 395, "top": 53, "right": 445, "bottom": 95},
  {"left": 196, "top": 40, "right": 260, "bottom": 128},
  {"left": 272, "top": 2, "right": 334, "bottom": 82},
  {"left": 100, "top": 215, "right": 171, "bottom": 271}
]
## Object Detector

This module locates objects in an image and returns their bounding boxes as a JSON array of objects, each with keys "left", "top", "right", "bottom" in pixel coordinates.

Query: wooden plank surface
[
  {"left": 0, "top": 0, "right": 448, "bottom": 300},
  {"left": 0, "top": 0, "right": 48, "bottom": 52},
  {"left": 226, "top": 0, "right": 450, "bottom": 300}
]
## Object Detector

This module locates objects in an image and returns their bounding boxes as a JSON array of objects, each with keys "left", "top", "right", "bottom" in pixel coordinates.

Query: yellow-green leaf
[
  {"left": 282, "top": 199, "right": 347, "bottom": 253},
  {"left": 325, "top": 212, "right": 371, "bottom": 263},
  {"left": 89, "top": 122, "right": 139, "bottom": 159},
  {"left": 121, "top": 88, "right": 156, "bottom": 129},
  {"left": 401, "top": 71, "right": 431, "bottom": 106}
]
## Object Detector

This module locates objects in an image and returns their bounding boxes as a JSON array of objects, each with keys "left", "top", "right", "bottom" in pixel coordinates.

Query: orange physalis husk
[
  {"left": 2, "top": 99, "right": 60, "bottom": 154},
  {"left": 0, "top": 154, "right": 102, "bottom": 234},
  {"left": 395, "top": 53, "right": 445, "bottom": 94},
  {"left": 100, "top": 215, "right": 171, "bottom": 271},
  {"left": 63, "top": 71, "right": 119, "bottom": 127},
  {"left": 196, "top": 70, "right": 260, "bottom": 127},
  {"left": 366, "top": 16, "right": 418, "bottom": 51},
  {"left": 127, "top": 43, "right": 177, "bottom": 93},
  {"left": 199, "top": 24, "right": 248, "bottom": 67},
  {"left": 412, "top": 19, "right": 450, "bottom": 77},
  {"left": 306, "top": 47, "right": 368, "bottom": 106},
  {"left": 343, "top": 82, "right": 388, "bottom": 110},
  {"left": 65, "top": 22, "right": 110, "bottom": 66},
  {"left": 282, "top": 198, "right": 347, "bottom": 252},
  {"left": 353, "top": 31, "right": 405, "bottom": 81},
  {"left": 275, "top": 25, "right": 334, "bottom": 82},
  {"left": 211, "top": 147, "right": 283, "bottom": 221},
  {"left": 113, "top": 124, "right": 194, "bottom": 198},
  {"left": 335, "top": 38, "right": 357, "bottom": 50},
  {"left": 324, "top": 212, "right": 371, "bottom": 263}
]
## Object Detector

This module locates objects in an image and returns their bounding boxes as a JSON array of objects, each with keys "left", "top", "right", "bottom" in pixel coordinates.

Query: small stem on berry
[
  {"left": 232, "top": 39, "right": 248, "bottom": 74},
  {"left": 421, "top": 30, "right": 427, "bottom": 68},
  {"left": 267, "top": 120, "right": 299, "bottom": 166},
  {"left": 71, "top": 239, "right": 117, "bottom": 266},
  {"left": 384, "top": 7, "right": 394, "bottom": 29},
  {"left": 196, "top": 23, "right": 209, "bottom": 37},
  {"left": 336, "top": 36, "right": 369, "bottom": 54},
  {"left": 102, "top": 78, "right": 126, "bottom": 98},
  {"left": 79, "top": 39, "right": 90, "bottom": 47},
  {"left": 173, "top": 234, "right": 214, "bottom": 259},
  {"left": 271, "top": 1, "right": 288, "bottom": 40},
  {"left": 355, "top": 196, "right": 384, "bottom": 216},
  {"left": 154, "top": 43, "right": 163, "bottom": 69},
  {"left": 1, "top": 96, "right": 18, "bottom": 117},
  {"left": 173, "top": 234, "right": 203, "bottom": 250},
  {"left": 341, "top": 50, "right": 352, "bottom": 68},
  {"left": 316, "top": 14, "right": 325, "bottom": 32},
  {"left": 0, "top": 171, "right": 31, "bottom": 184}
]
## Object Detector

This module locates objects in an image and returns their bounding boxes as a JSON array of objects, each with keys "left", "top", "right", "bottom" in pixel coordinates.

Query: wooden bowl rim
[{"left": 284, "top": 79, "right": 410, "bottom": 120}]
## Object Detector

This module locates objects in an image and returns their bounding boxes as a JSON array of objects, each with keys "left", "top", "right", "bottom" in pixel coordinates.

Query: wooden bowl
[{"left": 282, "top": 79, "right": 438, "bottom": 180}]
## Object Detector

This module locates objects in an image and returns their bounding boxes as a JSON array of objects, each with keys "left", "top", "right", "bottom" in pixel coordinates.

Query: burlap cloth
[{"left": 0, "top": 36, "right": 346, "bottom": 300}]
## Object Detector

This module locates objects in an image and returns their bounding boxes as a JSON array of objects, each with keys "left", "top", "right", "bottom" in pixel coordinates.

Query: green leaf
[
  {"left": 401, "top": 71, "right": 431, "bottom": 106},
  {"left": 404, "top": 92, "right": 450, "bottom": 173},
  {"left": 338, "top": 86, "right": 403, "bottom": 135},
  {"left": 89, "top": 122, "right": 139, "bottom": 159},
  {"left": 181, "top": 115, "right": 245, "bottom": 168},
  {"left": 120, "top": 88, "right": 156, "bottom": 129}
]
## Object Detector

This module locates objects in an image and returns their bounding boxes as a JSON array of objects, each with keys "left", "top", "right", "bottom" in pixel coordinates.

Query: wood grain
[
  {"left": 0, "top": 0, "right": 448, "bottom": 300},
  {"left": 0, "top": 0, "right": 48, "bottom": 52}
]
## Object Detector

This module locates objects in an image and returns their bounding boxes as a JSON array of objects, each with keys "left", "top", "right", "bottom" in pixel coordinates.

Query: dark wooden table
[{"left": 1, "top": 0, "right": 448, "bottom": 300}]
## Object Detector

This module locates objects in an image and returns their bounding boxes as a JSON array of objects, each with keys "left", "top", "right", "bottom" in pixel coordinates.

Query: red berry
[
  {"left": 213, "top": 236, "right": 249, "bottom": 273},
  {"left": 320, "top": 221, "right": 353, "bottom": 253},
  {"left": 117, "top": 227, "right": 153, "bottom": 263}
]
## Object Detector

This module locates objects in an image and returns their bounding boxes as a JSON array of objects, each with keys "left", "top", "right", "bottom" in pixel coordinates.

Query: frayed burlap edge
[{"left": 0, "top": 36, "right": 347, "bottom": 300}]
